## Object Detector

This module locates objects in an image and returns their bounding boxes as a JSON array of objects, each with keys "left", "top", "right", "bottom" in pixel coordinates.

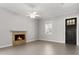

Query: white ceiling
[{"left": 0, "top": 3, "right": 79, "bottom": 18}]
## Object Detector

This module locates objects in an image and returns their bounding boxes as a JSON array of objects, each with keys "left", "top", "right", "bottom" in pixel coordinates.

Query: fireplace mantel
[{"left": 11, "top": 30, "right": 26, "bottom": 32}]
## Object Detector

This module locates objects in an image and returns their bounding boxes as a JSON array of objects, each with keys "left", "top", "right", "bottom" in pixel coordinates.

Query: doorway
[{"left": 65, "top": 17, "right": 77, "bottom": 45}]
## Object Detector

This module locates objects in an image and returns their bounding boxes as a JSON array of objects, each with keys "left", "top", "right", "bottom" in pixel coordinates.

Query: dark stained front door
[{"left": 65, "top": 18, "right": 77, "bottom": 45}]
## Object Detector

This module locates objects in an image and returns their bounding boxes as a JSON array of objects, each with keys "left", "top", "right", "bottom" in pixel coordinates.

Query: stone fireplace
[{"left": 12, "top": 31, "right": 26, "bottom": 46}]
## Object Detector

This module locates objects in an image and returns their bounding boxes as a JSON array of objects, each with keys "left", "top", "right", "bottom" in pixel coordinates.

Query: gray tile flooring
[{"left": 0, "top": 40, "right": 79, "bottom": 55}]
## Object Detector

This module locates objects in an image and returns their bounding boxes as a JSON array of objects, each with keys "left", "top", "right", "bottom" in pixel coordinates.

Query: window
[
  {"left": 45, "top": 23, "right": 52, "bottom": 35},
  {"left": 67, "top": 19, "right": 75, "bottom": 25}
]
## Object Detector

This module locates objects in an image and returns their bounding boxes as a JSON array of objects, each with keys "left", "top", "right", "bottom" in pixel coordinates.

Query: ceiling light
[{"left": 26, "top": 11, "right": 40, "bottom": 18}]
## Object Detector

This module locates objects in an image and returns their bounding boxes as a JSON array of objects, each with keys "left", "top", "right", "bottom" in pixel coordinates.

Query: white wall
[
  {"left": 39, "top": 18, "right": 54, "bottom": 41},
  {"left": 0, "top": 8, "right": 38, "bottom": 48},
  {"left": 39, "top": 13, "right": 79, "bottom": 45}
]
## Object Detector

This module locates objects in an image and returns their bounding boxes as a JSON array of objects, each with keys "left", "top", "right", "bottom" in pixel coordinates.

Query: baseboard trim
[
  {"left": 39, "top": 39, "right": 65, "bottom": 44},
  {"left": 27, "top": 39, "right": 37, "bottom": 43},
  {"left": 0, "top": 39, "right": 65, "bottom": 48},
  {"left": 0, "top": 44, "right": 12, "bottom": 48},
  {"left": 0, "top": 39, "right": 37, "bottom": 48}
]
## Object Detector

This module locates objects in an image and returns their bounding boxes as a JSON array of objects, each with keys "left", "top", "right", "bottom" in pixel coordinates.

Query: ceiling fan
[
  {"left": 26, "top": 3, "right": 40, "bottom": 19},
  {"left": 26, "top": 11, "right": 40, "bottom": 18}
]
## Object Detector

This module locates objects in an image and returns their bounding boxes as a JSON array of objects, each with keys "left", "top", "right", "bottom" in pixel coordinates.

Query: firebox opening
[{"left": 15, "top": 34, "right": 25, "bottom": 41}]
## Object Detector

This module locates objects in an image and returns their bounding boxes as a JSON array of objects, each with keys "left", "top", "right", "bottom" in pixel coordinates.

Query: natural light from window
[{"left": 45, "top": 23, "right": 52, "bottom": 35}]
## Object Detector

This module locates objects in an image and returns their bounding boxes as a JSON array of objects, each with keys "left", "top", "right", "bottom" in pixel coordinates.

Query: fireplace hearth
[{"left": 12, "top": 31, "right": 26, "bottom": 46}]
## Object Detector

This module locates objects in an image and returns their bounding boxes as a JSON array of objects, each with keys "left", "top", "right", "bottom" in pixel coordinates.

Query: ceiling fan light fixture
[{"left": 26, "top": 11, "right": 40, "bottom": 18}]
